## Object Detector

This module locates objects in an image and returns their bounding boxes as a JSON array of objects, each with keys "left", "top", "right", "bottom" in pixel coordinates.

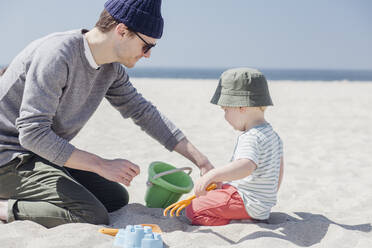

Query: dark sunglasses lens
[{"left": 144, "top": 45, "right": 153, "bottom": 53}]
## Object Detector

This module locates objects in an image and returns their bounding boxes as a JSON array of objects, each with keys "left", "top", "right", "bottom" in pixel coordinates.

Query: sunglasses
[{"left": 133, "top": 31, "right": 156, "bottom": 54}]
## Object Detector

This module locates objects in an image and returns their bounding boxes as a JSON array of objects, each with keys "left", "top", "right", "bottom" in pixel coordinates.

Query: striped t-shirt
[{"left": 229, "top": 122, "right": 283, "bottom": 220}]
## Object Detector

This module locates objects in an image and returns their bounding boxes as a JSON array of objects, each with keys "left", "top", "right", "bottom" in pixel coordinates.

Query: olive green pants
[{"left": 0, "top": 154, "right": 129, "bottom": 228}]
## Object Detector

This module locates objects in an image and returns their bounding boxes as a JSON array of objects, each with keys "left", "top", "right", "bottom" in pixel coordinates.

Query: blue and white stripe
[{"left": 229, "top": 122, "right": 283, "bottom": 220}]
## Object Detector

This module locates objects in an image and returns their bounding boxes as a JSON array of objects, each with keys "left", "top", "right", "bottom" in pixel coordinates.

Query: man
[{"left": 0, "top": 0, "right": 213, "bottom": 228}]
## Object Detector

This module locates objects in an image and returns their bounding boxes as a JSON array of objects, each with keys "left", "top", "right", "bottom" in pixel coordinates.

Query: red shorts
[{"left": 185, "top": 184, "right": 251, "bottom": 226}]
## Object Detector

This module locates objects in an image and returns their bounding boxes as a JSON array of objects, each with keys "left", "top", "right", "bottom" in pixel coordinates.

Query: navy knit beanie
[{"left": 104, "top": 0, "right": 164, "bottom": 39}]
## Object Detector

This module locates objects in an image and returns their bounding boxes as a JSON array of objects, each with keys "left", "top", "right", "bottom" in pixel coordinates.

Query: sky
[{"left": 0, "top": 0, "right": 371, "bottom": 70}]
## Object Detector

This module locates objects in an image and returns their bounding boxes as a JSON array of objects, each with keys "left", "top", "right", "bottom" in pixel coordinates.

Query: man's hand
[
  {"left": 174, "top": 138, "right": 215, "bottom": 176},
  {"left": 199, "top": 162, "right": 214, "bottom": 176},
  {"left": 65, "top": 149, "right": 140, "bottom": 186},
  {"left": 96, "top": 159, "right": 140, "bottom": 186}
]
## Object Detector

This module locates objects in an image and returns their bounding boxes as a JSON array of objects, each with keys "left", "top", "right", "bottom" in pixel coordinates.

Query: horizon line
[
  {"left": 1, "top": 64, "right": 371, "bottom": 72},
  {"left": 128, "top": 67, "right": 372, "bottom": 72}
]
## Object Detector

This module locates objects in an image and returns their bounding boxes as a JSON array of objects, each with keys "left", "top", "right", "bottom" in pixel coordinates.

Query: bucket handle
[{"left": 147, "top": 167, "right": 192, "bottom": 186}]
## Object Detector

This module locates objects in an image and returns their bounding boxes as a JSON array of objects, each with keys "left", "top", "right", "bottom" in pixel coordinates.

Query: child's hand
[
  {"left": 194, "top": 171, "right": 217, "bottom": 197},
  {"left": 216, "top": 182, "right": 223, "bottom": 189}
]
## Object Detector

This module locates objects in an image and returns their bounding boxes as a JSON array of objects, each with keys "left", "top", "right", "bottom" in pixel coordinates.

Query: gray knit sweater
[{"left": 0, "top": 29, "right": 184, "bottom": 167}]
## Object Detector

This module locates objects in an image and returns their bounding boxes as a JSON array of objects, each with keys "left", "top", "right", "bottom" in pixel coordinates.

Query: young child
[{"left": 184, "top": 67, "right": 284, "bottom": 226}]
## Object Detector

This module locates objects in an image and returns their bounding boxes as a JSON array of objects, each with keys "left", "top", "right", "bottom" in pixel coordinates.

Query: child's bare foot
[{"left": 0, "top": 200, "right": 8, "bottom": 222}]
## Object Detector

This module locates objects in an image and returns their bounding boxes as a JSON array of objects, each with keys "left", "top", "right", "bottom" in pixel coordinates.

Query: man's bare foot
[{"left": 0, "top": 200, "right": 8, "bottom": 222}]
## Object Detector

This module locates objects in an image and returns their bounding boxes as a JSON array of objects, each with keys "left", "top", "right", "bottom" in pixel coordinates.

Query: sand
[{"left": 1, "top": 78, "right": 371, "bottom": 247}]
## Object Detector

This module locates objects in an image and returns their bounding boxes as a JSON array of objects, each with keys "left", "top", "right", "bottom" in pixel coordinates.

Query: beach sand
[{"left": 1, "top": 78, "right": 371, "bottom": 247}]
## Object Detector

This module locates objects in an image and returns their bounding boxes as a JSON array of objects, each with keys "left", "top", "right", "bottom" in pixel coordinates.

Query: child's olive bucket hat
[{"left": 210, "top": 68, "right": 273, "bottom": 107}]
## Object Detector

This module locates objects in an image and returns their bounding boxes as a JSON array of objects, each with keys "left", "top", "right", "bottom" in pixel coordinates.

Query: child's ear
[{"left": 239, "top": 107, "right": 247, "bottom": 113}]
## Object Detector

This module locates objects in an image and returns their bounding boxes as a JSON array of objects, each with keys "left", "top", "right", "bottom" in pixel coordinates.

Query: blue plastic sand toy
[{"left": 113, "top": 225, "right": 163, "bottom": 248}]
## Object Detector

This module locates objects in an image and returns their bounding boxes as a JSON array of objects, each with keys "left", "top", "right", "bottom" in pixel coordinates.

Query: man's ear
[{"left": 115, "top": 23, "right": 129, "bottom": 37}]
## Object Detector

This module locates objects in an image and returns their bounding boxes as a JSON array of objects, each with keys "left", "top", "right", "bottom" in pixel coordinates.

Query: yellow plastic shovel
[
  {"left": 163, "top": 183, "right": 217, "bottom": 217},
  {"left": 99, "top": 223, "right": 162, "bottom": 236}
]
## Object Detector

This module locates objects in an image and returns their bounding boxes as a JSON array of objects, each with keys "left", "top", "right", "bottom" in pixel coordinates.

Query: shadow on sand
[
  {"left": 193, "top": 212, "right": 371, "bottom": 247},
  {"left": 109, "top": 205, "right": 371, "bottom": 247}
]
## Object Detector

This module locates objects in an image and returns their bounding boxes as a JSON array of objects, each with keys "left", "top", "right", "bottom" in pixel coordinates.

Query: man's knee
[
  {"left": 89, "top": 209, "right": 109, "bottom": 225},
  {"left": 72, "top": 204, "right": 109, "bottom": 225},
  {"left": 105, "top": 186, "right": 129, "bottom": 212}
]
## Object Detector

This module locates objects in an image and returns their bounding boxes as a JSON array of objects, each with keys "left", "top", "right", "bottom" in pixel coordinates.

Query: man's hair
[
  {"left": 95, "top": 9, "right": 120, "bottom": 33},
  {"left": 95, "top": 9, "right": 135, "bottom": 36},
  {"left": 0, "top": 66, "right": 7, "bottom": 76}
]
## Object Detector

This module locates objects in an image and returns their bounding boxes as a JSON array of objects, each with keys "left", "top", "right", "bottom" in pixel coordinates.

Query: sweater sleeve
[
  {"left": 15, "top": 50, "right": 75, "bottom": 166},
  {"left": 105, "top": 65, "right": 185, "bottom": 151}
]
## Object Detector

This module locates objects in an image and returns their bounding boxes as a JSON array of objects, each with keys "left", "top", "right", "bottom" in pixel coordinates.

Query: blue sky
[{"left": 1, "top": 0, "right": 371, "bottom": 70}]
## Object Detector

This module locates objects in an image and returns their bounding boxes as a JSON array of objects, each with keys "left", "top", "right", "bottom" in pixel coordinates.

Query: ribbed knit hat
[
  {"left": 104, "top": 0, "right": 164, "bottom": 38},
  {"left": 211, "top": 68, "right": 273, "bottom": 107}
]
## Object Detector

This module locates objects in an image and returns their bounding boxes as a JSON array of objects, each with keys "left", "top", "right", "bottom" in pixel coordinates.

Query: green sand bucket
[{"left": 145, "top": 161, "right": 193, "bottom": 208}]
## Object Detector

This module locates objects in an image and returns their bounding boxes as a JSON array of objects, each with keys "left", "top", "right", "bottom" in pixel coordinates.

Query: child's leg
[{"left": 185, "top": 184, "right": 250, "bottom": 226}]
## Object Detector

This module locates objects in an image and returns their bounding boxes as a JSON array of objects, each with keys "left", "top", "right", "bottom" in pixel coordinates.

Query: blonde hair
[
  {"left": 259, "top": 106, "right": 267, "bottom": 112},
  {"left": 224, "top": 105, "right": 268, "bottom": 112}
]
